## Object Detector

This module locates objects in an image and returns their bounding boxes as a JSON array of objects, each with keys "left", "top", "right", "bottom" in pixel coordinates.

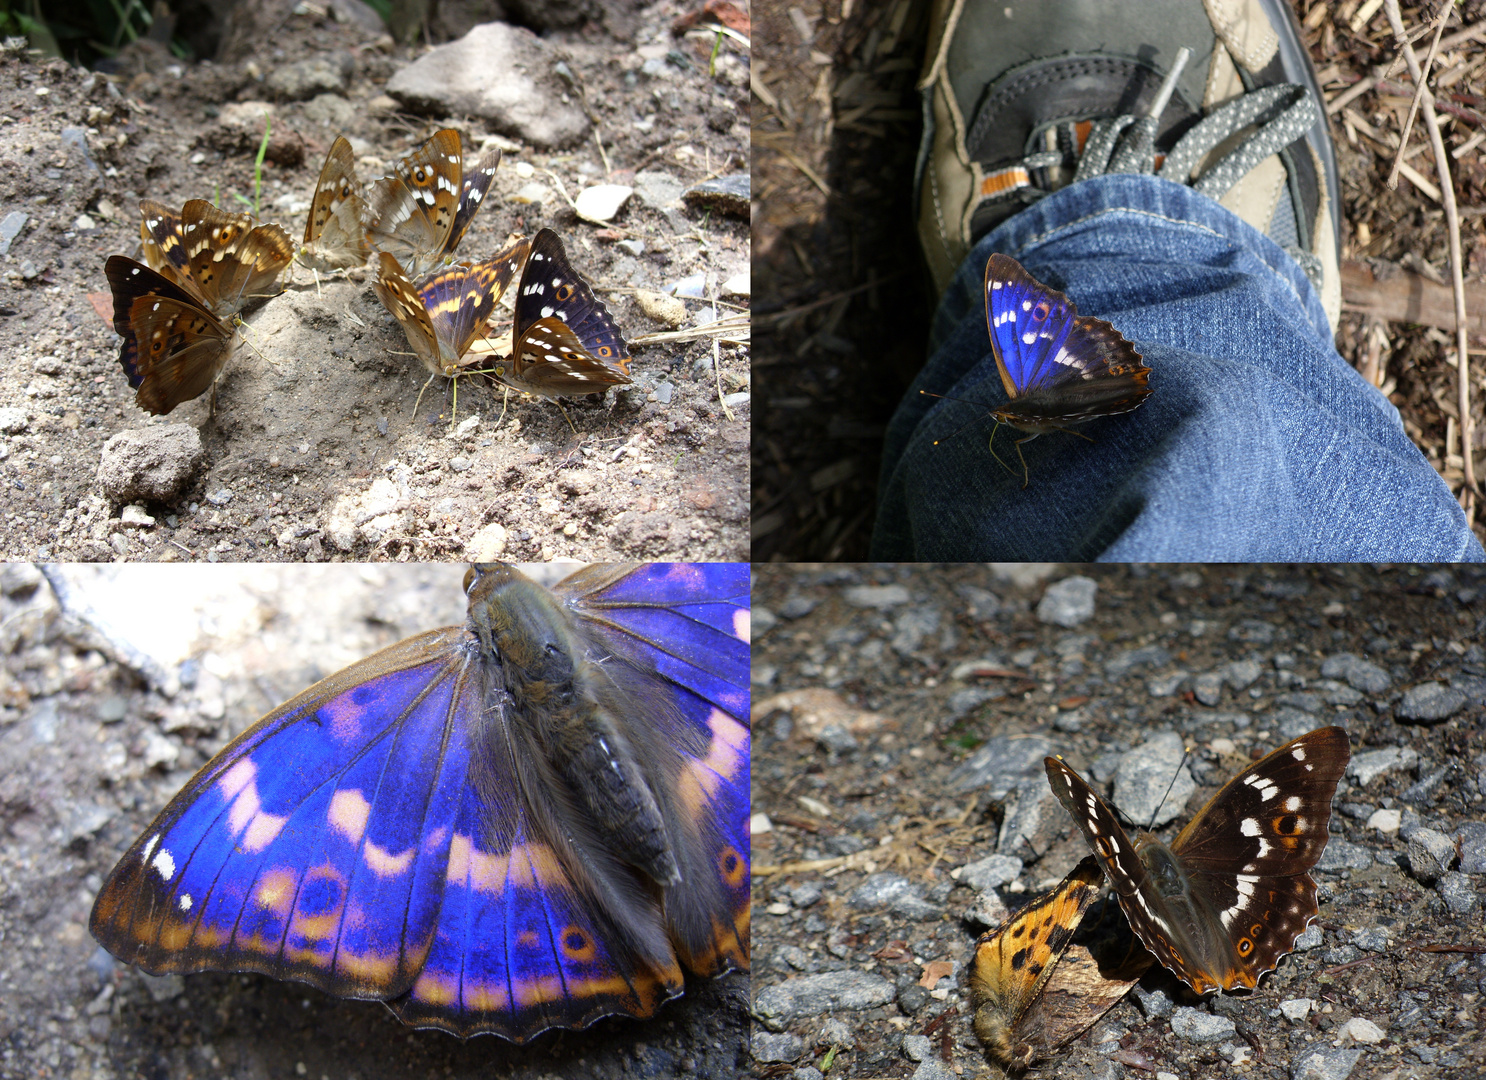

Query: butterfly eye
[{"left": 463, "top": 567, "right": 479, "bottom": 593}]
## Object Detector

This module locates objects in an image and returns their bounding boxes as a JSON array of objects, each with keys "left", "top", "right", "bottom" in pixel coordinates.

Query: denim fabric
[{"left": 872, "top": 175, "right": 1484, "bottom": 561}]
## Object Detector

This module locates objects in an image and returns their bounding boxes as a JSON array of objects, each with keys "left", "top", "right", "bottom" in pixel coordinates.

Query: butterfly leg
[
  {"left": 412, "top": 369, "right": 439, "bottom": 422},
  {"left": 555, "top": 398, "right": 578, "bottom": 437}
]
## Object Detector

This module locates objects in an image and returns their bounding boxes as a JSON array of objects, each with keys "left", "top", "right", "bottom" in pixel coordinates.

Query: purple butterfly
[
  {"left": 89, "top": 563, "right": 750, "bottom": 1041},
  {"left": 978, "top": 253, "right": 1152, "bottom": 485}
]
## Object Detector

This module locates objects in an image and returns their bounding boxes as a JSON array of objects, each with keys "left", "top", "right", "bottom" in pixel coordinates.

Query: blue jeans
[{"left": 871, "top": 175, "right": 1484, "bottom": 561}]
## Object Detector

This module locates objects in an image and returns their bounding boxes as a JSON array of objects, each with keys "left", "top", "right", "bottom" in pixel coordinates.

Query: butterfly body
[
  {"left": 90, "top": 563, "right": 750, "bottom": 1040},
  {"left": 492, "top": 228, "right": 632, "bottom": 400},
  {"left": 139, "top": 199, "right": 294, "bottom": 317},
  {"left": 373, "top": 238, "right": 530, "bottom": 377},
  {"left": 299, "top": 136, "right": 370, "bottom": 272},
  {"left": 105, "top": 255, "right": 235, "bottom": 415},
  {"left": 1046, "top": 726, "right": 1350, "bottom": 996}
]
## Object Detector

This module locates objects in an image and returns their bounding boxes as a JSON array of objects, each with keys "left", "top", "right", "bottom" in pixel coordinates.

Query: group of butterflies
[
  {"left": 103, "top": 128, "right": 633, "bottom": 416},
  {"left": 971, "top": 725, "right": 1350, "bottom": 1070},
  {"left": 89, "top": 562, "right": 750, "bottom": 1041},
  {"left": 925, "top": 252, "right": 1154, "bottom": 487}
]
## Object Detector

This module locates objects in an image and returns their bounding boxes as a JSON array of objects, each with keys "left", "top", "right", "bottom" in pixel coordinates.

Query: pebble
[
  {"left": 1436, "top": 871, "right": 1478, "bottom": 916},
  {"left": 1170, "top": 1006, "right": 1235, "bottom": 1042},
  {"left": 956, "top": 853, "right": 1021, "bottom": 891},
  {"left": 1132, "top": 987, "right": 1172, "bottom": 1019},
  {"left": 948, "top": 734, "right": 1054, "bottom": 795},
  {"left": 842, "top": 584, "right": 909, "bottom": 609},
  {"left": 902, "top": 1034, "right": 931, "bottom": 1061},
  {"left": 0, "top": 210, "right": 26, "bottom": 255},
  {"left": 1114, "top": 732, "right": 1193, "bottom": 828},
  {"left": 752, "top": 1030, "right": 804, "bottom": 1063},
  {"left": 1316, "top": 839, "right": 1375, "bottom": 872},
  {"left": 1279, "top": 998, "right": 1312, "bottom": 1020},
  {"left": 1105, "top": 644, "right": 1172, "bottom": 680},
  {"left": 1320, "top": 652, "right": 1392, "bottom": 693},
  {"left": 1341, "top": 1017, "right": 1384, "bottom": 1043},
  {"left": 682, "top": 172, "right": 749, "bottom": 217},
  {"left": 634, "top": 170, "right": 686, "bottom": 208},
  {"left": 1228, "top": 618, "right": 1277, "bottom": 644},
  {"left": 1407, "top": 827, "right": 1456, "bottom": 882},
  {"left": 722, "top": 270, "right": 749, "bottom": 296},
  {"left": 1290, "top": 1046, "right": 1363, "bottom": 1080},
  {"left": 1397, "top": 681, "right": 1467, "bottom": 723},
  {"left": 1349, "top": 745, "right": 1418, "bottom": 785},
  {"left": 573, "top": 183, "right": 632, "bottom": 223},
  {"left": 1367, "top": 808, "right": 1401, "bottom": 834},
  {"left": 97, "top": 425, "right": 205, "bottom": 504},
  {"left": 1457, "top": 821, "right": 1486, "bottom": 873},
  {"left": 1349, "top": 927, "right": 1390, "bottom": 952},
  {"left": 910, "top": 1061, "right": 956, "bottom": 1080},
  {"left": 1035, "top": 574, "right": 1097, "bottom": 627},
  {"left": 119, "top": 505, "right": 155, "bottom": 528},
  {"left": 670, "top": 272, "right": 707, "bottom": 298},
  {"left": 752, "top": 971, "right": 896, "bottom": 1029}
]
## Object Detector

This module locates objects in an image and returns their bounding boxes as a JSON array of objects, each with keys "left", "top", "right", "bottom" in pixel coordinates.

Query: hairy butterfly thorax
[{"left": 1046, "top": 726, "right": 1349, "bottom": 997}]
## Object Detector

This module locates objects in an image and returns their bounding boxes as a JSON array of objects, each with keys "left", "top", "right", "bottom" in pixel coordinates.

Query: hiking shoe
[{"left": 916, "top": 0, "right": 1341, "bottom": 329}]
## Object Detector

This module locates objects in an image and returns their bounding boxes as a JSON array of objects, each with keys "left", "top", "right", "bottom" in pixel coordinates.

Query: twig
[
  {"left": 1384, "top": 0, "right": 1478, "bottom": 504},
  {"left": 1387, "top": 0, "right": 1452, "bottom": 190}
]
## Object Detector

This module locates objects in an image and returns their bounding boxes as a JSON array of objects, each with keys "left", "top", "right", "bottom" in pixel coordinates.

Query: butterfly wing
[
  {"left": 502, "top": 229, "right": 632, "bottom": 398},
  {"left": 969, "top": 856, "right": 1102, "bottom": 1069},
  {"left": 984, "top": 253, "right": 1151, "bottom": 429},
  {"left": 442, "top": 145, "right": 502, "bottom": 261},
  {"left": 105, "top": 255, "right": 234, "bottom": 415},
  {"left": 141, "top": 200, "right": 293, "bottom": 316},
  {"left": 300, "top": 136, "right": 370, "bottom": 271},
  {"left": 362, "top": 129, "right": 462, "bottom": 280},
  {"left": 419, "top": 236, "right": 533, "bottom": 367},
  {"left": 372, "top": 252, "right": 446, "bottom": 375},
  {"left": 552, "top": 563, "right": 751, "bottom": 977},
  {"left": 91, "top": 563, "right": 747, "bottom": 1042}
]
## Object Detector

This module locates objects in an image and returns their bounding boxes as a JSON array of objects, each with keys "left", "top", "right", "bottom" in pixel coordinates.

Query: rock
[
  {"left": 1315, "top": 839, "right": 1374, "bottom": 872},
  {"left": 266, "top": 53, "right": 353, "bottom": 99},
  {"left": 1228, "top": 619, "right": 1276, "bottom": 644},
  {"left": 816, "top": 725, "right": 857, "bottom": 755},
  {"left": 119, "top": 504, "right": 155, "bottom": 528},
  {"left": 682, "top": 173, "right": 749, "bottom": 216},
  {"left": 842, "top": 584, "right": 910, "bottom": 609},
  {"left": 957, "top": 854, "right": 1022, "bottom": 891},
  {"left": 0, "top": 406, "right": 29, "bottom": 433},
  {"left": 964, "top": 888, "right": 1010, "bottom": 927},
  {"left": 573, "top": 183, "right": 632, "bottom": 223},
  {"left": 1397, "top": 682, "right": 1467, "bottom": 723},
  {"left": 1105, "top": 644, "right": 1172, "bottom": 680},
  {"left": 947, "top": 734, "right": 1054, "bottom": 795},
  {"left": 1436, "top": 871, "right": 1478, "bottom": 916},
  {"left": 1406, "top": 827, "right": 1456, "bottom": 883},
  {"left": 1036, "top": 575, "right": 1097, "bottom": 627},
  {"left": 1341, "top": 1017, "right": 1384, "bottom": 1043},
  {"left": 1279, "top": 998, "right": 1312, "bottom": 1021},
  {"left": 722, "top": 270, "right": 749, "bottom": 296},
  {"left": 1294, "top": 923, "right": 1324, "bottom": 950},
  {"left": 301, "top": 92, "right": 358, "bottom": 128},
  {"left": 634, "top": 170, "right": 686, "bottom": 208},
  {"left": 1320, "top": 653, "right": 1391, "bottom": 693},
  {"left": 1114, "top": 732, "right": 1193, "bottom": 828},
  {"left": 1349, "top": 746, "right": 1418, "bottom": 785},
  {"left": 902, "top": 1034, "right": 931, "bottom": 1061},
  {"left": 323, "top": 476, "right": 408, "bottom": 551},
  {"left": 1290, "top": 1046, "right": 1363, "bottom": 1080},
  {"left": 818, "top": 1017, "right": 854, "bottom": 1048},
  {"left": 1367, "top": 808, "right": 1401, "bottom": 834},
  {"left": 466, "top": 521, "right": 508, "bottom": 559},
  {"left": 911, "top": 1062, "right": 956, "bottom": 1080},
  {"left": 1349, "top": 927, "right": 1390, "bottom": 952},
  {"left": 1169, "top": 1006, "right": 1235, "bottom": 1042},
  {"left": 1223, "top": 659, "right": 1263, "bottom": 690},
  {"left": 1456, "top": 821, "right": 1486, "bottom": 873},
  {"left": 385, "top": 24, "right": 590, "bottom": 149},
  {"left": 634, "top": 289, "right": 687, "bottom": 328},
  {"left": 752, "top": 1030, "right": 804, "bottom": 1063},
  {"left": 752, "top": 972, "right": 896, "bottom": 1029},
  {"left": 1132, "top": 987, "right": 1172, "bottom": 1018},
  {"left": 1193, "top": 671, "right": 1224, "bottom": 705},
  {"left": 97, "top": 425, "right": 205, "bottom": 504}
]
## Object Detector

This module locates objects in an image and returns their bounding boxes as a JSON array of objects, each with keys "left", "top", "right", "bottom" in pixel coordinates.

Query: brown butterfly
[
  {"left": 298, "top": 136, "right": 370, "bottom": 272},
  {"left": 360, "top": 129, "right": 503, "bottom": 280},
  {"left": 138, "top": 199, "right": 294, "bottom": 317},
  {"left": 489, "top": 228, "right": 632, "bottom": 401},
  {"left": 1046, "top": 725, "right": 1350, "bottom": 996},
  {"left": 105, "top": 255, "right": 235, "bottom": 415},
  {"left": 372, "top": 237, "right": 531, "bottom": 378}
]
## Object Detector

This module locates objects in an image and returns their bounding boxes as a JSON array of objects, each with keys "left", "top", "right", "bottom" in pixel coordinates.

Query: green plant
[{"left": 230, "top": 115, "right": 271, "bottom": 217}]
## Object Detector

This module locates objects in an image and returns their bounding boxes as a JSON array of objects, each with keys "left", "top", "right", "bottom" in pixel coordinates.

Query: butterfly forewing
[
  {"left": 140, "top": 200, "right": 294, "bottom": 316},
  {"left": 300, "top": 136, "right": 370, "bottom": 271},
  {"left": 361, "top": 129, "right": 463, "bottom": 280},
  {"left": 91, "top": 563, "right": 748, "bottom": 1041},
  {"left": 444, "top": 145, "right": 503, "bottom": 259}
]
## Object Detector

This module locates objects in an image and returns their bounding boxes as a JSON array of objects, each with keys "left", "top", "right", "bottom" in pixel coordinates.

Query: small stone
[
  {"left": 1290, "top": 1046, "right": 1363, "bottom": 1080},
  {"left": 1349, "top": 746, "right": 1419, "bottom": 785},
  {"left": 752, "top": 971, "right": 896, "bottom": 1029},
  {"left": 615, "top": 238, "right": 644, "bottom": 256},
  {"left": 1170, "top": 1006, "right": 1235, "bottom": 1042},
  {"left": 1036, "top": 575, "right": 1097, "bottom": 627},
  {"left": 722, "top": 271, "right": 749, "bottom": 296},
  {"left": 1228, "top": 619, "right": 1276, "bottom": 644},
  {"left": 902, "top": 1034, "right": 931, "bottom": 1062},
  {"left": 896, "top": 983, "right": 929, "bottom": 1015},
  {"left": 1407, "top": 827, "right": 1457, "bottom": 883},
  {"left": 751, "top": 1031, "right": 804, "bottom": 1063},
  {"left": 1279, "top": 998, "right": 1312, "bottom": 1021},
  {"left": 911, "top": 1061, "right": 956, "bottom": 1080},
  {"left": 0, "top": 406, "right": 29, "bottom": 433},
  {"left": 816, "top": 724, "right": 857, "bottom": 755},
  {"left": 1193, "top": 671, "right": 1224, "bottom": 705},
  {"left": 957, "top": 854, "right": 1022, "bottom": 891},
  {"left": 205, "top": 487, "right": 233, "bottom": 506},
  {"left": 1132, "top": 987, "right": 1172, "bottom": 1019},
  {"left": 633, "top": 288, "right": 688, "bottom": 328},
  {"left": 1316, "top": 839, "right": 1375, "bottom": 872},
  {"left": 682, "top": 172, "right": 749, "bottom": 216},
  {"left": 1320, "top": 653, "right": 1391, "bottom": 693},
  {"left": 1436, "top": 871, "right": 1477, "bottom": 916},
  {"left": 513, "top": 181, "right": 549, "bottom": 204},
  {"left": 1349, "top": 927, "right": 1390, "bottom": 952},
  {"left": 670, "top": 272, "right": 707, "bottom": 298},
  {"left": 1398, "top": 681, "right": 1467, "bottom": 723},
  {"left": 842, "top": 585, "right": 910, "bottom": 609},
  {"left": 1294, "top": 924, "right": 1324, "bottom": 950},
  {"left": 1368, "top": 808, "right": 1401, "bottom": 834},
  {"left": 141, "top": 728, "right": 179, "bottom": 768},
  {"left": 97, "top": 425, "right": 205, "bottom": 504},
  {"left": 1341, "top": 1018, "right": 1384, "bottom": 1043},
  {"left": 1223, "top": 659, "right": 1263, "bottom": 689},
  {"left": 633, "top": 170, "right": 686, "bottom": 208},
  {"left": 573, "top": 183, "right": 632, "bottom": 223},
  {"left": 1457, "top": 822, "right": 1486, "bottom": 873}
]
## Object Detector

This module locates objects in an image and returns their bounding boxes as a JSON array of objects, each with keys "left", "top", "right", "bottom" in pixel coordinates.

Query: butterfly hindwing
[
  {"left": 361, "top": 129, "right": 463, "bottom": 281},
  {"left": 139, "top": 199, "right": 294, "bottom": 316},
  {"left": 300, "top": 136, "right": 370, "bottom": 271},
  {"left": 90, "top": 563, "right": 749, "bottom": 1041}
]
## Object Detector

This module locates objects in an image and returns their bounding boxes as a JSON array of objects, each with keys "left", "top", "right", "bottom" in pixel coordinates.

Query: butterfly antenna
[
  {"left": 1146, "top": 746, "right": 1193, "bottom": 832},
  {"left": 918, "top": 389, "right": 993, "bottom": 447}
]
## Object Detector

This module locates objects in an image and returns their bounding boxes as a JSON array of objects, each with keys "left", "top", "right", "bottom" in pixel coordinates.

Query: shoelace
[{"left": 993, "top": 48, "right": 1323, "bottom": 287}]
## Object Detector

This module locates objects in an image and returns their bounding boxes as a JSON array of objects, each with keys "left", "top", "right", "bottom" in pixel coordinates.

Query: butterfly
[
  {"left": 299, "top": 135, "right": 371, "bottom": 272},
  {"left": 958, "top": 253, "right": 1152, "bottom": 486},
  {"left": 372, "top": 236, "right": 531, "bottom": 378},
  {"left": 489, "top": 228, "right": 632, "bottom": 401},
  {"left": 137, "top": 199, "right": 295, "bottom": 317},
  {"left": 360, "top": 128, "right": 503, "bottom": 280},
  {"left": 1045, "top": 725, "right": 1350, "bottom": 996},
  {"left": 89, "top": 562, "right": 751, "bottom": 1041},
  {"left": 104, "top": 254, "right": 236, "bottom": 415},
  {"left": 970, "top": 855, "right": 1150, "bottom": 1069}
]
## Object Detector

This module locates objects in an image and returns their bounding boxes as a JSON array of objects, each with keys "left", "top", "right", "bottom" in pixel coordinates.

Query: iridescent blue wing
[
  {"left": 441, "top": 146, "right": 503, "bottom": 261},
  {"left": 554, "top": 563, "right": 751, "bottom": 976},
  {"left": 90, "top": 563, "right": 748, "bottom": 1042},
  {"left": 984, "top": 253, "right": 1151, "bottom": 426},
  {"left": 514, "top": 228, "right": 631, "bottom": 371}
]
